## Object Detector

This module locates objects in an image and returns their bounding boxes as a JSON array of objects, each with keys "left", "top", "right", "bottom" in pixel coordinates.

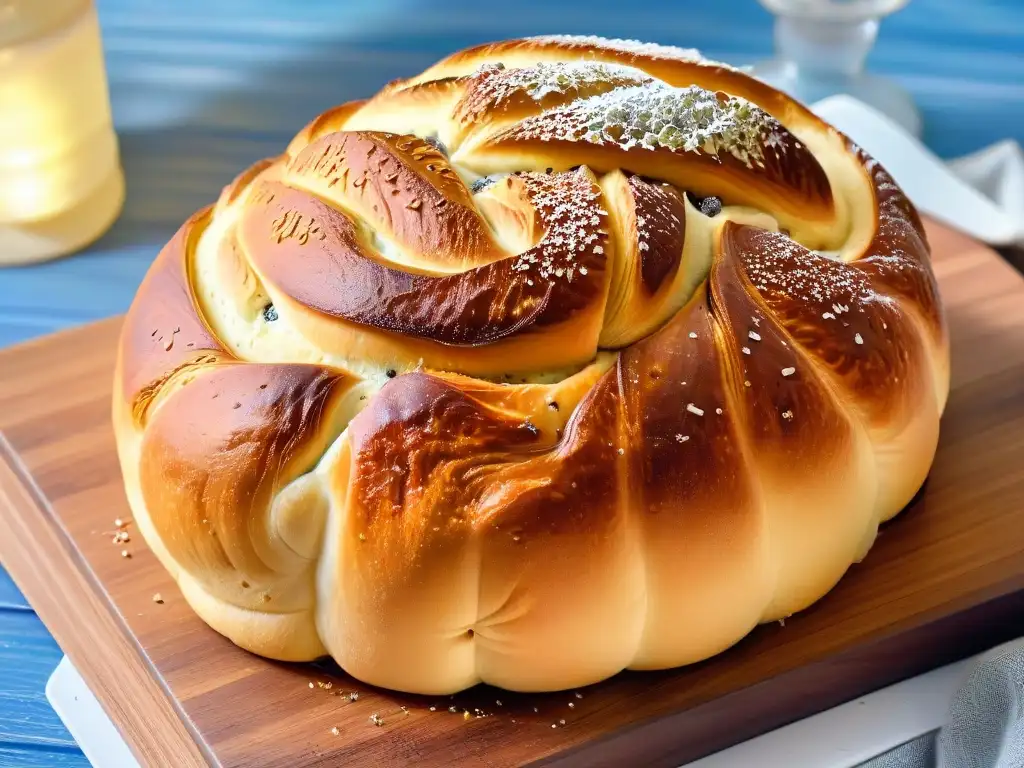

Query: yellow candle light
[{"left": 0, "top": 0, "right": 124, "bottom": 265}]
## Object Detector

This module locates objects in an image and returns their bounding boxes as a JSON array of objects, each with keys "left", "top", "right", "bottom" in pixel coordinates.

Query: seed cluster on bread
[{"left": 113, "top": 35, "right": 949, "bottom": 695}]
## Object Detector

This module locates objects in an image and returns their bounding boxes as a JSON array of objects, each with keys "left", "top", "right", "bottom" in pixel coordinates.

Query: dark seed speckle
[
  {"left": 699, "top": 196, "right": 722, "bottom": 217},
  {"left": 424, "top": 135, "right": 448, "bottom": 156},
  {"left": 471, "top": 176, "right": 496, "bottom": 193}
]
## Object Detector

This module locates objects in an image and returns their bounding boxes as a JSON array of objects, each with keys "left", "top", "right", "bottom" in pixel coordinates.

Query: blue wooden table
[{"left": 1, "top": 1, "right": 1022, "bottom": 763}]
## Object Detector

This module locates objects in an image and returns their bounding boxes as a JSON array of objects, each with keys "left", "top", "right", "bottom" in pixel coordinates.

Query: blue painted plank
[
  {"left": 0, "top": 746, "right": 91, "bottom": 768},
  {"left": 0, "top": 613, "right": 77, "bottom": 750},
  {"left": 85, "top": 0, "right": 1018, "bottom": 156}
]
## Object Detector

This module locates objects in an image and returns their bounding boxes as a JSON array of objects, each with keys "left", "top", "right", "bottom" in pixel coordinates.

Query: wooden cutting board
[{"left": 2, "top": 218, "right": 1024, "bottom": 768}]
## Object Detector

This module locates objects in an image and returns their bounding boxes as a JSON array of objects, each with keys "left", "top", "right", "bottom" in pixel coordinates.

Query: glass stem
[{"left": 775, "top": 15, "right": 880, "bottom": 81}]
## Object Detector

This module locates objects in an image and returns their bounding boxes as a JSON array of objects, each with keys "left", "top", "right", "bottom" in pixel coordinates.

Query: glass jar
[{"left": 0, "top": 0, "right": 125, "bottom": 265}]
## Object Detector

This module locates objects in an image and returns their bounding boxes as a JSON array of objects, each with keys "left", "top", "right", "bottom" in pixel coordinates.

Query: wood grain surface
[{"left": 2, "top": 218, "right": 1024, "bottom": 767}]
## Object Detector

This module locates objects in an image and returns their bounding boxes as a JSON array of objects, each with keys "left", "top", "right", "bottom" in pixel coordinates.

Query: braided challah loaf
[{"left": 113, "top": 36, "right": 949, "bottom": 695}]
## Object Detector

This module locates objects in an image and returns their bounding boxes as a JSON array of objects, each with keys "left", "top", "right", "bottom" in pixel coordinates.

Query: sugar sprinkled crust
[
  {"left": 511, "top": 169, "right": 606, "bottom": 283},
  {"left": 455, "top": 61, "right": 654, "bottom": 126},
  {"left": 528, "top": 34, "right": 706, "bottom": 62},
  {"left": 506, "top": 84, "right": 781, "bottom": 168},
  {"left": 472, "top": 61, "right": 652, "bottom": 108}
]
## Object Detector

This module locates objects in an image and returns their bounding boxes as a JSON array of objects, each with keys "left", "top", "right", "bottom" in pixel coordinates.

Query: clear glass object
[
  {"left": 751, "top": 0, "right": 922, "bottom": 137},
  {"left": 0, "top": 0, "right": 125, "bottom": 265}
]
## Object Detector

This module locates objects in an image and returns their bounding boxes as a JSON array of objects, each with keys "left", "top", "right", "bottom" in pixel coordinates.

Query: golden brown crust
[
  {"left": 218, "top": 156, "right": 283, "bottom": 208},
  {"left": 469, "top": 108, "right": 835, "bottom": 238},
  {"left": 631, "top": 176, "right": 687, "bottom": 293},
  {"left": 620, "top": 289, "right": 770, "bottom": 666},
  {"left": 720, "top": 223, "right": 930, "bottom": 429},
  {"left": 113, "top": 34, "right": 950, "bottom": 695},
  {"left": 710, "top": 238, "right": 881, "bottom": 618},
  {"left": 286, "top": 131, "right": 503, "bottom": 270},
  {"left": 286, "top": 100, "right": 367, "bottom": 157},
  {"left": 118, "top": 208, "right": 224, "bottom": 418},
  {"left": 328, "top": 369, "right": 642, "bottom": 693},
  {"left": 139, "top": 363, "right": 353, "bottom": 587},
  {"left": 711, "top": 237, "right": 857, "bottom": 466},
  {"left": 600, "top": 173, "right": 689, "bottom": 347},
  {"left": 408, "top": 35, "right": 817, "bottom": 127},
  {"left": 852, "top": 146, "right": 945, "bottom": 346},
  {"left": 240, "top": 171, "right": 609, "bottom": 347},
  {"left": 461, "top": 64, "right": 644, "bottom": 120}
]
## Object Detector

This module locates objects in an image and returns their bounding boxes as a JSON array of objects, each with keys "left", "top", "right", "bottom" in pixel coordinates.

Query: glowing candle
[{"left": 0, "top": 0, "right": 124, "bottom": 265}]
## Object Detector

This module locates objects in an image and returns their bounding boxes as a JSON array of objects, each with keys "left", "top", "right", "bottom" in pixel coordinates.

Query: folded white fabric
[
  {"left": 858, "top": 638, "right": 1024, "bottom": 768},
  {"left": 812, "top": 95, "right": 1024, "bottom": 248}
]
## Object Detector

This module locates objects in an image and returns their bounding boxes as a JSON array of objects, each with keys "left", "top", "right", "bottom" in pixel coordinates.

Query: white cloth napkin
[
  {"left": 858, "top": 638, "right": 1024, "bottom": 768},
  {"left": 810, "top": 95, "right": 1024, "bottom": 248}
]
